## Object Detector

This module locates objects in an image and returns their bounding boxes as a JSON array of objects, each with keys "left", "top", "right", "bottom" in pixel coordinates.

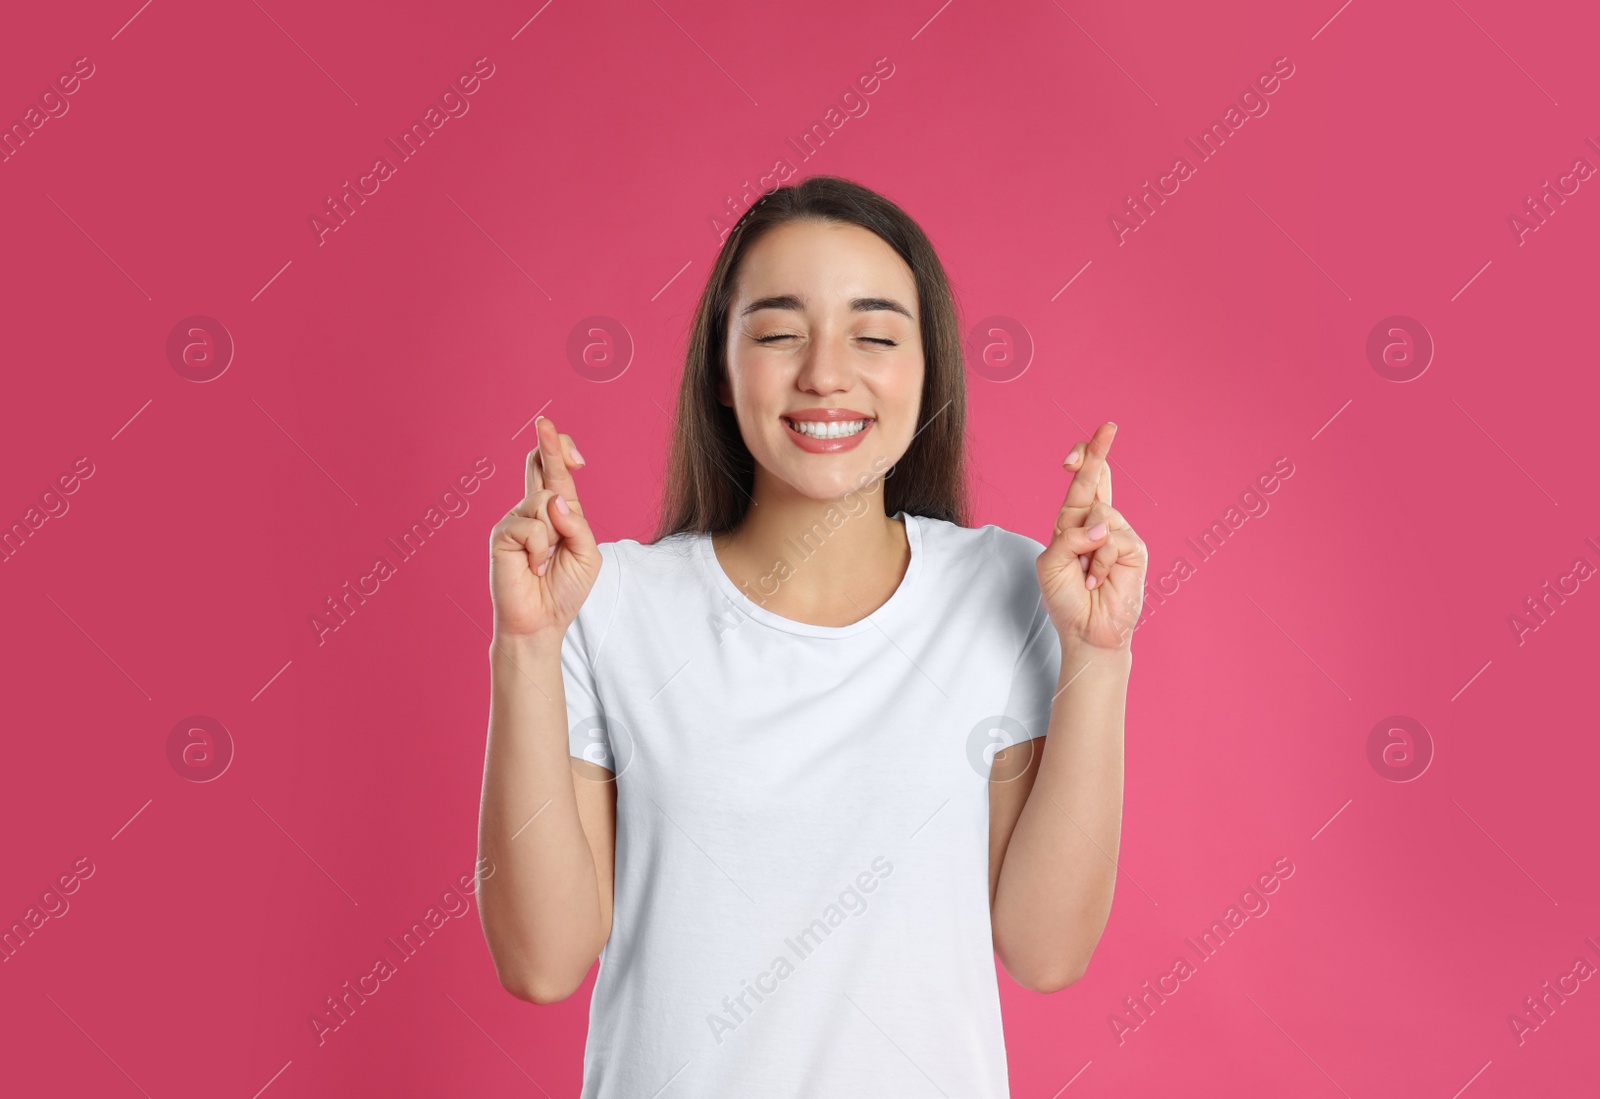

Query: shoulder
[
  {"left": 911, "top": 513, "right": 1049, "bottom": 629},
  {"left": 912, "top": 513, "right": 1048, "bottom": 577},
  {"left": 596, "top": 530, "right": 702, "bottom": 588},
  {"left": 572, "top": 532, "right": 702, "bottom": 655}
]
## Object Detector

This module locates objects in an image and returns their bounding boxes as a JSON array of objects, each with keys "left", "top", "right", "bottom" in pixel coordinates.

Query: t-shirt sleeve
[
  {"left": 561, "top": 541, "right": 625, "bottom": 771},
  {"left": 1001, "top": 554, "right": 1063, "bottom": 743}
]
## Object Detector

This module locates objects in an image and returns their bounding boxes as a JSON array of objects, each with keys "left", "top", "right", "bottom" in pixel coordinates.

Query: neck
[{"left": 714, "top": 470, "right": 902, "bottom": 613}]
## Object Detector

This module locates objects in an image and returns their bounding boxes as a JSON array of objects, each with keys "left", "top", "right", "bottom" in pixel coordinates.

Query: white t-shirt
[{"left": 560, "top": 510, "right": 1063, "bottom": 1099}]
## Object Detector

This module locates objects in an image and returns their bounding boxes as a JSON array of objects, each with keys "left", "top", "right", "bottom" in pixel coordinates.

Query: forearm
[
  {"left": 991, "top": 643, "right": 1129, "bottom": 989},
  {"left": 477, "top": 633, "right": 605, "bottom": 997}
]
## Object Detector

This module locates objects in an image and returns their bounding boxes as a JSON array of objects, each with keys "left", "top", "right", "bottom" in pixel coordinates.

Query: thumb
[
  {"left": 547, "top": 491, "right": 600, "bottom": 566},
  {"left": 1041, "top": 520, "right": 1110, "bottom": 569}
]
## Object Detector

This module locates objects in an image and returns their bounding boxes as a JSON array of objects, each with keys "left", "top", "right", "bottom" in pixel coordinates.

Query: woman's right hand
[{"left": 488, "top": 415, "right": 602, "bottom": 642}]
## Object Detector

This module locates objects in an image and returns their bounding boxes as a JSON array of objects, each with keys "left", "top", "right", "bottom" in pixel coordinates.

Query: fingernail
[
  {"left": 570, "top": 446, "right": 585, "bottom": 465},
  {"left": 1086, "top": 574, "right": 1099, "bottom": 590},
  {"left": 554, "top": 494, "right": 570, "bottom": 516},
  {"left": 1088, "top": 522, "right": 1108, "bottom": 539},
  {"left": 535, "top": 560, "right": 547, "bottom": 576}
]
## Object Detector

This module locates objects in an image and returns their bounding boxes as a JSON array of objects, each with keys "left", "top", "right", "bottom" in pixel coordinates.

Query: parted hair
[{"left": 652, "top": 174, "right": 972, "bottom": 542}]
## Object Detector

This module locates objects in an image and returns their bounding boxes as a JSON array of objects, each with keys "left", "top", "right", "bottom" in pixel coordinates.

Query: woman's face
[{"left": 720, "top": 218, "right": 925, "bottom": 505}]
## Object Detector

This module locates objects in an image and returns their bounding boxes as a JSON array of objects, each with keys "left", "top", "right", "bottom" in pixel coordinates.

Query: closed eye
[{"left": 755, "top": 334, "right": 898, "bottom": 346}]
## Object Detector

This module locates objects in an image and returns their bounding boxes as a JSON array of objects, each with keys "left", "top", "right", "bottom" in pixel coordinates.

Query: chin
[{"left": 780, "top": 460, "right": 889, "bottom": 503}]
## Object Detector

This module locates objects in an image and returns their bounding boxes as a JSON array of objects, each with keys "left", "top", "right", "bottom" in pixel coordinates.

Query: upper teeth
[{"left": 788, "top": 418, "right": 868, "bottom": 438}]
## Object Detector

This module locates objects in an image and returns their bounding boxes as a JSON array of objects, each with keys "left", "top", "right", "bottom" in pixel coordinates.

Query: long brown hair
[{"left": 651, "top": 175, "right": 972, "bottom": 542}]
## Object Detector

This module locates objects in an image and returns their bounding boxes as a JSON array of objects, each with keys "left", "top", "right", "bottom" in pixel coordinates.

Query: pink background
[{"left": 3, "top": 0, "right": 1597, "bottom": 1095}]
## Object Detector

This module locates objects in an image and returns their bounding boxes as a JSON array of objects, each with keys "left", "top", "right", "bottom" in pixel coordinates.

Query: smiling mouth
[{"left": 782, "top": 416, "right": 874, "bottom": 439}]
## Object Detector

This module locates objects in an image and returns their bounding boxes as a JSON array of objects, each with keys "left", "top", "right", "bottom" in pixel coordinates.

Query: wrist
[
  {"left": 1060, "top": 640, "right": 1133, "bottom": 676},
  {"left": 489, "top": 627, "right": 565, "bottom": 664}
]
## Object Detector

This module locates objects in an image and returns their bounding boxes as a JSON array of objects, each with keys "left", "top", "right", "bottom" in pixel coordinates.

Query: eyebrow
[{"left": 739, "top": 294, "right": 914, "bottom": 320}]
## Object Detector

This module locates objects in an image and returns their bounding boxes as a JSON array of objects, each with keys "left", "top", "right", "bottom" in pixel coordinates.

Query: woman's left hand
[{"left": 1036, "top": 421, "right": 1148, "bottom": 653}]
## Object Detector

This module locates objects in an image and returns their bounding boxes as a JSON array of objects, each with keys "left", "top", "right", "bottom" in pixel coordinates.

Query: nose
[{"left": 794, "top": 328, "right": 854, "bottom": 397}]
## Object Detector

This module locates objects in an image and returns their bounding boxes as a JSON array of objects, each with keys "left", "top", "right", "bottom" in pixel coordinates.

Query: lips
[
  {"left": 782, "top": 409, "right": 874, "bottom": 453},
  {"left": 783, "top": 408, "right": 874, "bottom": 423}
]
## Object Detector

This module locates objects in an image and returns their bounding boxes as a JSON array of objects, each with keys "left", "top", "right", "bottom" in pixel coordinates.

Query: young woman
[{"left": 477, "top": 176, "right": 1145, "bottom": 1098}]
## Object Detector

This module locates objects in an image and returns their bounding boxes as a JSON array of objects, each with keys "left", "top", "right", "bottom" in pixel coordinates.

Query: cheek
[{"left": 882, "top": 361, "right": 925, "bottom": 425}]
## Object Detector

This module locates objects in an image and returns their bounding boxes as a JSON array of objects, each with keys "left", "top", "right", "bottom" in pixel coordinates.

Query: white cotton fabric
[{"left": 559, "top": 511, "right": 1062, "bottom": 1099}]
